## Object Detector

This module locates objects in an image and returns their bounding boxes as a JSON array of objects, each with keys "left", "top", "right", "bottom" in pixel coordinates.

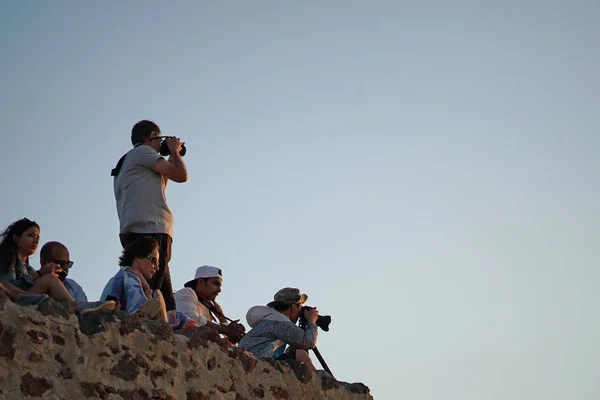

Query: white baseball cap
[{"left": 185, "top": 265, "right": 222, "bottom": 286}]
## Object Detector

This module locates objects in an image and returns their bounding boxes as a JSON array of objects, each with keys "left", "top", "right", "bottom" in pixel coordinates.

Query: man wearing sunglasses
[
  {"left": 112, "top": 120, "right": 188, "bottom": 310},
  {"left": 39, "top": 241, "right": 88, "bottom": 302}
]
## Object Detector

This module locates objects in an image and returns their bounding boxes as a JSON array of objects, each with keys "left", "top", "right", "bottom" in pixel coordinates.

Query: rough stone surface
[
  {"left": 0, "top": 299, "right": 372, "bottom": 399},
  {"left": 37, "top": 296, "right": 71, "bottom": 319}
]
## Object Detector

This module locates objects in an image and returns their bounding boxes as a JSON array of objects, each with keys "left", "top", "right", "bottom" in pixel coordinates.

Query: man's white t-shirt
[
  {"left": 114, "top": 145, "right": 174, "bottom": 237},
  {"left": 174, "top": 287, "right": 213, "bottom": 326}
]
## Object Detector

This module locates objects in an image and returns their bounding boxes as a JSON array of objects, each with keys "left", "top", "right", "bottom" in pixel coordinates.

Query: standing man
[{"left": 112, "top": 120, "right": 187, "bottom": 310}]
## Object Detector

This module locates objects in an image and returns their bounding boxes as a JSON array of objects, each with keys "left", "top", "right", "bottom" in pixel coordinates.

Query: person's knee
[
  {"left": 295, "top": 349, "right": 316, "bottom": 370},
  {"left": 37, "top": 274, "right": 62, "bottom": 285}
]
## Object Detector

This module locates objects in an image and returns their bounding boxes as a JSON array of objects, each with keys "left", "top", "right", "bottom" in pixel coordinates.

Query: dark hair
[
  {"left": 184, "top": 278, "right": 210, "bottom": 289},
  {"left": 40, "top": 241, "right": 67, "bottom": 263},
  {"left": 118, "top": 236, "right": 158, "bottom": 267},
  {"left": 0, "top": 218, "right": 40, "bottom": 269},
  {"left": 271, "top": 302, "right": 293, "bottom": 312},
  {"left": 131, "top": 120, "right": 160, "bottom": 146}
]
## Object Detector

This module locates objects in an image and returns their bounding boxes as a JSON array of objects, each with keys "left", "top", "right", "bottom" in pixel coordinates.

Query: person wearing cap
[
  {"left": 174, "top": 265, "right": 245, "bottom": 342},
  {"left": 238, "top": 287, "right": 319, "bottom": 369}
]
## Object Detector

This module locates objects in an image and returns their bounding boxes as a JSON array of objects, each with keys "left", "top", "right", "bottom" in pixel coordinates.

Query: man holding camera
[
  {"left": 174, "top": 266, "right": 245, "bottom": 343},
  {"left": 113, "top": 120, "right": 187, "bottom": 310},
  {"left": 239, "top": 287, "right": 318, "bottom": 370}
]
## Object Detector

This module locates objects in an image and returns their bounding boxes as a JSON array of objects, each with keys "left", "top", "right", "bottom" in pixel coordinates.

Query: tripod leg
[{"left": 311, "top": 346, "right": 335, "bottom": 378}]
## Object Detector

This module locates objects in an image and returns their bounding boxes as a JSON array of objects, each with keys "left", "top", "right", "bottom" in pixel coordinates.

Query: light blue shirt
[{"left": 63, "top": 278, "right": 88, "bottom": 302}]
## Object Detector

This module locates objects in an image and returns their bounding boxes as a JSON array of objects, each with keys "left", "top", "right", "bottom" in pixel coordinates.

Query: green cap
[{"left": 267, "top": 287, "right": 308, "bottom": 307}]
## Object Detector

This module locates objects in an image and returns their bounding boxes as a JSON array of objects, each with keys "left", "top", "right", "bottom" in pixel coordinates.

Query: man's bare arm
[
  {"left": 152, "top": 137, "right": 188, "bottom": 182},
  {"left": 152, "top": 157, "right": 187, "bottom": 182}
]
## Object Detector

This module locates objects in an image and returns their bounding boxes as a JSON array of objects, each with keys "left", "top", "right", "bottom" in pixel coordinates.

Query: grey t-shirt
[{"left": 113, "top": 145, "right": 174, "bottom": 236}]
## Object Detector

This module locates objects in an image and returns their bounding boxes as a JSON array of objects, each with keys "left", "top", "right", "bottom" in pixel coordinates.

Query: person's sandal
[{"left": 75, "top": 300, "right": 116, "bottom": 316}]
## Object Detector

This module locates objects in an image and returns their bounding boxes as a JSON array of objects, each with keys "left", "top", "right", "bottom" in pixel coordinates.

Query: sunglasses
[
  {"left": 50, "top": 259, "right": 74, "bottom": 269},
  {"left": 148, "top": 135, "right": 176, "bottom": 142},
  {"left": 145, "top": 255, "right": 159, "bottom": 266}
]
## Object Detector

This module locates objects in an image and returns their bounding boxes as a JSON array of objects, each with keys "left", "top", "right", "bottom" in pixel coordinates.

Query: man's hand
[
  {"left": 165, "top": 136, "right": 183, "bottom": 155},
  {"left": 223, "top": 320, "right": 246, "bottom": 342},
  {"left": 304, "top": 307, "right": 319, "bottom": 324},
  {"left": 39, "top": 263, "right": 62, "bottom": 277}
]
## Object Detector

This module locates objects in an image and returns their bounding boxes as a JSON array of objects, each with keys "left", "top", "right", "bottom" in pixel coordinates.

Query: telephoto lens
[{"left": 299, "top": 306, "right": 332, "bottom": 331}]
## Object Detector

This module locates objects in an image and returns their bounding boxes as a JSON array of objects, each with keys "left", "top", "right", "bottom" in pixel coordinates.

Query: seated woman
[
  {"left": 0, "top": 218, "right": 114, "bottom": 314},
  {"left": 102, "top": 236, "right": 197, "bottom": 331}
]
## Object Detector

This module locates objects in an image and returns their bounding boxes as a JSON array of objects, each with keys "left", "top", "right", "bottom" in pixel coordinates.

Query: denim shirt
[
  {"left": 101, "top": 267, "right": 149, "bottom": 314},
  {"left": 0, "top": 257, "right": 36, "bottom": 284}
]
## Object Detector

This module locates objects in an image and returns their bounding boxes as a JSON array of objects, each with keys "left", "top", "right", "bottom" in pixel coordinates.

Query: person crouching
[{"left": 238, "top": 287, "right": 319, "bottom": 370}]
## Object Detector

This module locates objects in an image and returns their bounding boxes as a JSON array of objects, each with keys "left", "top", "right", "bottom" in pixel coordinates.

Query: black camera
[
  {"left": 299, "top": 306, "right": 331, "bottom": 332},
  {"left": 159, "top": 138, "right": 187, "bottom": 157}
]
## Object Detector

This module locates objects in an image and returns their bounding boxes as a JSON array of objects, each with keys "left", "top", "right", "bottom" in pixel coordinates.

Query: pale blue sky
[{"left": 1, "top": 1, "right": 599, "bottom": 399}]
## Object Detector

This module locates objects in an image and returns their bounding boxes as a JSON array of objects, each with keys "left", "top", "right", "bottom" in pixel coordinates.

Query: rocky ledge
[{"left": 0, "top": 293, "right": 372, "bottom": 399}]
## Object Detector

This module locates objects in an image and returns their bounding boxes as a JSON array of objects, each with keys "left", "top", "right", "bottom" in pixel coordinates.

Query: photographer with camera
[
  {"left": 239, "top": 287, "right": 318, "bottom": 370},
  {"left": 112, "top": 120, "right": 187, "bottom": 311}
]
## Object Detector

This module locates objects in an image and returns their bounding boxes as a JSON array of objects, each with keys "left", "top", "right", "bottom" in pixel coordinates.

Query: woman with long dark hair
[{"left": 0, "top": 218, "right": 62, "bottom": 291}]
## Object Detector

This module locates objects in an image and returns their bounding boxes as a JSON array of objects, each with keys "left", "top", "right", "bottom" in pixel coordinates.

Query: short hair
[
  {"left": 40, "top": 241, "right": 67, "bottom": 262},
  {"left": 184, "top": 277, "right": 210, "bottom": 289},
  {"left": 131, "top": 120, "right": 160, "bottom": 146},
  {"left": 118, "top": 236, "right": 158, "bottom": 267},
  {"left": 270, "top": 302, "right": 293, "bottom": 312}
]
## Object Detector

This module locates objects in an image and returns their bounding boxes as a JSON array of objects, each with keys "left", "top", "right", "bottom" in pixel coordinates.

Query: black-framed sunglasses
[
  {"left": 145, "top": 255, "right": 159, "bottom": 266},
  {"left": 51, "top": 259, "right": 74, "bottom": 269},
  {"left": 148, "top": 135, "right": 176, "bottom": 142}
]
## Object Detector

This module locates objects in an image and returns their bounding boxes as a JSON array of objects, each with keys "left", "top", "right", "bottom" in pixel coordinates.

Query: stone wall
[{"left": 0, "top": 294, "right": 372, "bottom": 399}]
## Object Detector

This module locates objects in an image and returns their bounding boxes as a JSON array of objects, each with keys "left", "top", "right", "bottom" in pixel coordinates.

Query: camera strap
[
  {"left": 197, "top": 297, "right": 235, "bottom": 324},
  {"left": 111, "top": 153, "right": 128, "bottom": 177}
]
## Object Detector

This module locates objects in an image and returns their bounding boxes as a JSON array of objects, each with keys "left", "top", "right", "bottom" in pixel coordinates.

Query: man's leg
[
  {"left": 119, "top": 232, "right": 138, "bottom": 248},
  {"left": 295, "top": 350, "right": 316, "bottom": 370},
  {"left": 150, "top": 233, "right": 175, "bottom": 311}
]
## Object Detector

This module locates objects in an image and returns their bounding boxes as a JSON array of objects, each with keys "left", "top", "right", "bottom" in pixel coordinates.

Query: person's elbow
[
  {"left": 178, "top": 171, "right": 188, "bottom": 183},
  {"left": 152, "top": 159, "right": 188, "bottom": 183},
  {"left": 293, "top": 338, "right": 317, "bottom": 350},
  {"left": 297, "top": 342, "right": 316, "bottom": 350},
  {"left": 171, "top": 171, "right": 188, "bottom": 183}
]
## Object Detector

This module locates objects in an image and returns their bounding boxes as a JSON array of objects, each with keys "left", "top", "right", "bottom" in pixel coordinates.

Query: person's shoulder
[
  {"left": 127, "top": 145, "right": 161, "bottom": 163},
  {"left": 64, "top": 278, "right": 82, "bottom": 287},
  {"left": 123, "top": 269, "right": 142, "bottom": 282},
  {"left": 131, "top": 145, "right": 157, "bottom": 154},
  {"left": 174, "top": 287, "right": 196, "bottom": 299}
]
